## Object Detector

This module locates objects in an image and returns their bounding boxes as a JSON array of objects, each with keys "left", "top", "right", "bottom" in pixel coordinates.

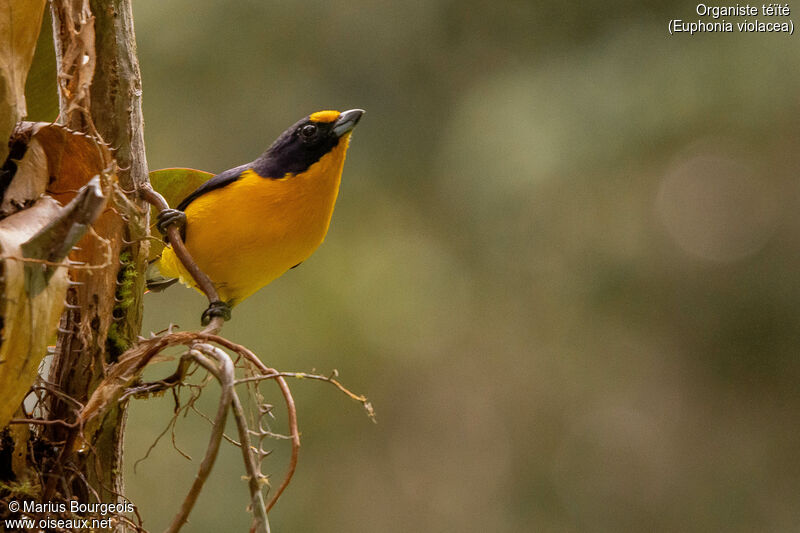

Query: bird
[{"left": 148, "top": 108, "right": 364, "bottom": 324}]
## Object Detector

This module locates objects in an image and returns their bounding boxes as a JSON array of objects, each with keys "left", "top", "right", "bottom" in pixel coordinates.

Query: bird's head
[{"left": 256, "top": 109, "right": 364, "bottom": 178}]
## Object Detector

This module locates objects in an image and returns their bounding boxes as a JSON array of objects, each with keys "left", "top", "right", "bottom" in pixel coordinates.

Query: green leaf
[
  {"left": 0, "top": 0, "right": 47, "bottom": 163},
  {"left": 24, "top": 8, "right": 57, "bottom": 123},
  {"left": 148, "top": 167, "right": 213, "bottom": 260}
]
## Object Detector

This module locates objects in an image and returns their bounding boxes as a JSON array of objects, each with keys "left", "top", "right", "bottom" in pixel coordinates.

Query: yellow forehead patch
[{"left": 309, "top": 110, "right": 340, "bottom": 123}]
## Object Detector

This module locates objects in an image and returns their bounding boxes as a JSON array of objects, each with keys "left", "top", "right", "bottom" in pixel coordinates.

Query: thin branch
[
  {"left": 132, "top": 411, "right": 180, "bottom": 474},
  {"left": 190, "top": 403, "right": 242, "bottom": 447},
  {"left": 266, "top": 375, "right": 299, "bottom": 514},
  {"left": 235, "top": 371, "right": 375, "bottom": 420},
  {"left": 78, "top": 330, "right": 216, "bottom": 440},
  {"left": 198, "top": 335, "right": 301, "bottom": 511},
  {"left": 32, "top": 381, "right": 85, "bottom": 409},
  {"left": 132, "top": 384, "right": 199, "bottom": 474},
  {"left": 164, "top": 347, "right": 232, "bottom": 533},
  {"left": 120, "top": 357, "right": 192, "bottom": 401},
  {"left": 75, "top": 329, "right": 367, "bottom": 524},
  {"left": 8, "top": 417, "right": 77, "bottom": 428},
  {"left": 197, "top": 344, "right": 269, "bottom": 533}
]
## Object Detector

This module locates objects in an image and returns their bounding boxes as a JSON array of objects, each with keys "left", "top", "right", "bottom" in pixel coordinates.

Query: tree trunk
[{"left": 45, "top": 0, "right": 148, "bottom": 505}]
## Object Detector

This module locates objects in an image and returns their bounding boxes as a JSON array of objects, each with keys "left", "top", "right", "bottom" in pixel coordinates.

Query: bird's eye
[{"left": 300, "top": 124, "right": 317, "bottom": 138}]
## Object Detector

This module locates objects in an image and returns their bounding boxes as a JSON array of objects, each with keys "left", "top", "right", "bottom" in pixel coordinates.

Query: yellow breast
[{"left": 158, "top": 134, "right": 351, "bottom": 304}]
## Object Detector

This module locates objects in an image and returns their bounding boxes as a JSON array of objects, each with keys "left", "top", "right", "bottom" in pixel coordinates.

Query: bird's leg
[
  {"left": 156, "top": 208, "right": 187, "bottom": 236},
  {"left": 202, "top": 300, "right": 232, "bottom": 325}
]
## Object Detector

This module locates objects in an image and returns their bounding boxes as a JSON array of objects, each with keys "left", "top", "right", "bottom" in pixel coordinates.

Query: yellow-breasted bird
[{"left": 149, "top": 109, "right": 364, "bottom": 323}]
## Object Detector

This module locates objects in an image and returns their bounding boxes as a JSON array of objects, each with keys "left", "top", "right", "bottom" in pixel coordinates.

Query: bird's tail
[{"left": 145, "top": 258, "right": 178, "bottom": 292}]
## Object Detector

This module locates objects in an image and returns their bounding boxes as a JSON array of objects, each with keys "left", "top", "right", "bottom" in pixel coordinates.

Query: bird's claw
[
  {"left": 201, "top": 300, "right": 231, "bottom": 325},
  {"left": 156, "top": 208, "right": 187, "bottom": 236}
]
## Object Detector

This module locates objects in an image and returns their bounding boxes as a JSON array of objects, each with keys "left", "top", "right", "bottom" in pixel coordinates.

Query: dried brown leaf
[
  {"left": 0, "top": 122, "right": 113, "bottom": 428},
  {"left": 1, "top": 132, "right": 48, "bottom": 216},
  {"left": 0, "top": 196, "right": 69, "bottom": 429},
  {"left": 3, "top": 121, "right": 113, "bottom": 215}
]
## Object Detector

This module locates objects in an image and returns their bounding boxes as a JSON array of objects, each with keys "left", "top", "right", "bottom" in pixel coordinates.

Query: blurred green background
[{"left": 122, "top": 0, "right": 800, "bottom": 531}]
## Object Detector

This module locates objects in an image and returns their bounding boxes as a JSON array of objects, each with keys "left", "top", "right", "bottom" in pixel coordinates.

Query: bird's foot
[
  {"left": 156, "top": 208, "right": 187, "bottom": 236},
  {"left": 201, "top": 300, "right": 231, "bottom": 325}
]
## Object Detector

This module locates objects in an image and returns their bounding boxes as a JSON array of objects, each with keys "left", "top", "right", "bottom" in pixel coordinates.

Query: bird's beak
[{"left": 333, "top": 109, "right": 365, "bottom": 137}]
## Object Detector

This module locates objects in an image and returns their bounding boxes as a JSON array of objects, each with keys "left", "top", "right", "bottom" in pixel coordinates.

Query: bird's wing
[{"left": 176, "top": 163, "right": 252, "bottom": 211}]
